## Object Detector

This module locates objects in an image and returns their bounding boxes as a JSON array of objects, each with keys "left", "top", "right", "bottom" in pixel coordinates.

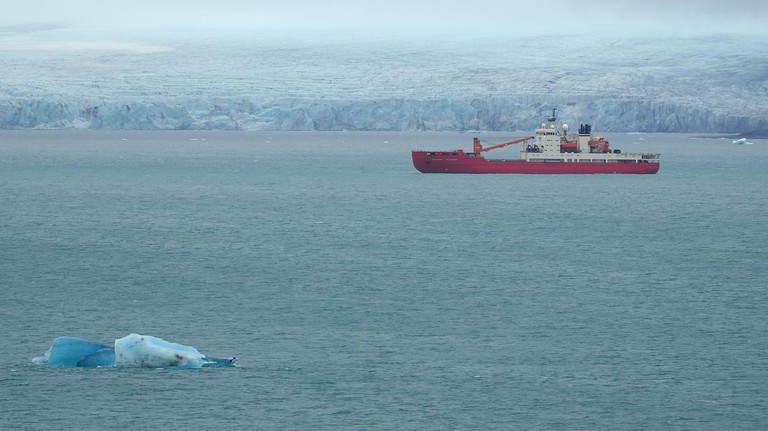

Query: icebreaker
[{"left": 34, "top": 334, "right": 236, "bottom": 368}]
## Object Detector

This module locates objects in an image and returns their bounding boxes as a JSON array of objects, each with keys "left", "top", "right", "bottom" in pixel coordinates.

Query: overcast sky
[{"left": 2, "top": 0, "right": 767, "bottom": 35}]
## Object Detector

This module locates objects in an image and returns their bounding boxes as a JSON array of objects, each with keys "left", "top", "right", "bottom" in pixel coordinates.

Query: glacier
[
  {"left": 1, "top": 29, "right": 767, "bottom": 133},
  {"left": 33, "top": 334, "right": 237, "bottom": 368},
  {"left": 2, "top": 95, "right": 762, "bottom": 133}
]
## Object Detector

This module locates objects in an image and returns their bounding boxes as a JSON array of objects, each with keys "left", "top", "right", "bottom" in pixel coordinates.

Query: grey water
[{"left": 1, "top": 131, "right": 767, "bottom": 430}]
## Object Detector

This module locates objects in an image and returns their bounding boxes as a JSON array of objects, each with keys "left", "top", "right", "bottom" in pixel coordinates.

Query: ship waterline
[{"left": 412, "top": 150, "right": 660, "bottom": 174}]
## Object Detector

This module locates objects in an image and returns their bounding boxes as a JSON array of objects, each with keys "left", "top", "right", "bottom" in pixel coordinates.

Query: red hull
[{"left": 412, "top": 150, "right": 660, "bottom": 174}]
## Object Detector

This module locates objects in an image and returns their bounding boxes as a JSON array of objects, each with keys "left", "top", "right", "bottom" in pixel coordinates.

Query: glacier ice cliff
[
  {"left": 1, "top": 30, "right": 766, "bottom": 133},
  {"left": 33, "top": 334, "right": 237, "bottom": 368},
  {"left": 1, "top": 95, "right": 764, "bottom": 133}
]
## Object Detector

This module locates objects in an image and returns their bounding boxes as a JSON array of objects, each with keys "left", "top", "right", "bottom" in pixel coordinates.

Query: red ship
[{"left": 412, "top": 111, "right": 660, "bottom": 174}]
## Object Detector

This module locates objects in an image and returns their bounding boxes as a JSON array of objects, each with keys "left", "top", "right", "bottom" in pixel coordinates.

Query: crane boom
[{"left": 473, "top": 136, "right": 534, "bottom": 153}]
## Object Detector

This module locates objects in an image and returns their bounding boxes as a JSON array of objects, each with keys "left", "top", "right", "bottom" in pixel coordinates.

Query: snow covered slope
[{"left": 1, "top": 28, "right": 766, "bottom": 132}]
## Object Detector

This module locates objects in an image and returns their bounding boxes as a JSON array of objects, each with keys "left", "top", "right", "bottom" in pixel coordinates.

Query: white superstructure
[{"left": 522, "top": 110, "right": 660, "bottom": 165}]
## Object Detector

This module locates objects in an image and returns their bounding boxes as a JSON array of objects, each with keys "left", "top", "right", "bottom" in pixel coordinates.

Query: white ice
[{"left": 114, "top": 334, "right": 207, "bottom": 368}]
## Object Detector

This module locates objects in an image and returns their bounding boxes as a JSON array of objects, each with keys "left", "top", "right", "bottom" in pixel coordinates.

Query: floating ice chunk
[
  {"left": 115, "top": 334, "right": 207, "bottom": 368},
  {"left": 36, "top": 336, "right": 115, "bottom": 367},
  {"left": 34, "top": 334, "right": 236, "bottom": 368},
  {"left": 732, "top": 138, "right": 752, "bottom": 144}
]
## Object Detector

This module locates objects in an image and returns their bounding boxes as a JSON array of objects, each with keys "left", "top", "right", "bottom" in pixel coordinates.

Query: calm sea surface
[{"left": 1, "top": 131, "right": 767, "bottom": 430}]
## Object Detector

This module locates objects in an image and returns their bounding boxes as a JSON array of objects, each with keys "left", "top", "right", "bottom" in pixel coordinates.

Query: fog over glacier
[{"left": 1, "top": 1, "right": 767, "bottom": 132}]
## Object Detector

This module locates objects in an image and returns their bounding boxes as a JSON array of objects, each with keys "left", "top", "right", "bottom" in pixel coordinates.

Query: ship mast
[{"left": 547, "top": 108, "right": 557, "bottom": 125}]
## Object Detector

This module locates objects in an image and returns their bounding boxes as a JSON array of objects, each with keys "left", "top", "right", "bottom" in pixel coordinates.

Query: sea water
[{"left": 1, "top": 131, "right": 766, "bottom": 430}]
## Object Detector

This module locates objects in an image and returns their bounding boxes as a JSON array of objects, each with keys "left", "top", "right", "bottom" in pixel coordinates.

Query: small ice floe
[
  {"left": 732, "top": 138, "right": 752, "bottom": 145},
  {"left": 33, "top": 334, "right": 237, "bottom": 368}
]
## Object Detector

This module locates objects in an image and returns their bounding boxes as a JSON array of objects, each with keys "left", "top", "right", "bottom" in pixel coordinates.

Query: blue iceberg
[{"left": 34, "top": 334, "right": 236, "bottom": 368}]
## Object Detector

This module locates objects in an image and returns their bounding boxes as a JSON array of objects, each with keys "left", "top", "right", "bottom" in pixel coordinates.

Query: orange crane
[{"left": 473, "top": 136, "right": 534, "bottom": 154}]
